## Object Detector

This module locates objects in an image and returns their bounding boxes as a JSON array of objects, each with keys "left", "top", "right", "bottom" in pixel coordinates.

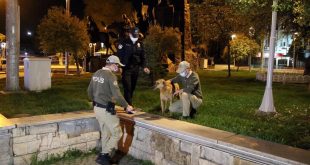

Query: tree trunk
[
  {"left": 258, "top": 0, "right": 277, "bottom": 114},
  {"left": 5, "top": 0, "right": 20, "bottom": 91},
  {"left": 227, "top": 45, "right": 231, "bottom": 77},
  {"left": 74, "top": 54, "right": 80, "bottom": 76},
  {"left": 248, "top": 55, "right": 252, "bottom": 72}
]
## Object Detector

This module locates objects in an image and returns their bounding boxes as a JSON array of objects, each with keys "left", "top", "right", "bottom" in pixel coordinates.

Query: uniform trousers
[
  {"left": 121, "top": 66, "right": 139, "bottom": 105},
  {"left": 94, "top": 106, "right": 122, "bottom": 154}
]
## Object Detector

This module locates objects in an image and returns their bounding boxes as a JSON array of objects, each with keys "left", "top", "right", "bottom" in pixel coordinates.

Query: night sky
[{"left": 0, "top": 0, "right": 85, "bottom": 44}]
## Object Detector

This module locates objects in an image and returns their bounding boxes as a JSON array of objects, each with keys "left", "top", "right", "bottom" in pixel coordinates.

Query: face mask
[
  {"left": 112, "top": 64, "right": 119, "bottom": 72},
  {"left": 180, "top": 71, "right": 187, "bottom": 77},
  {"left": 129, "top": 34, "right": 138, "bottom": 43}
]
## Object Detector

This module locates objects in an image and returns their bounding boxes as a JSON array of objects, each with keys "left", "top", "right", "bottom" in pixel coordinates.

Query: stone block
[
  {"left": 28, "top": 123, "right": 57, "bottom": 135},
  {"left": 13, "top": 139, "right": 41, "bottom": 156},
  {"left": 180, "top": 140, "right": 192, "bottom": 154},
  {"left": 0, "top": 158, "right": 13, "bottom": 165},
  {"left": 58, "top": 118, "right": 99, "bottom": 138},
  {"left": 27, "top": 140, "right": 42, "bottom": 154},
  {"left": 13, "top": 135, "right": 37, "bottom": 144},
  {"left": 12, "top": 127, "right": 26, "bottom": 137},
  {"left": 233, "top": 157, "right": 257, "bottom": 165},
  {"left": 39, "top": 133, "right": 59, "bottom": 151},
  {"left": 191, "top": 144, "right": 201, "bottom": 165},
  {"left": 162, "top": 159, "right": 179, "bottom": 165},
  {"left": 81, "top": 131, "right": 100, "bottom": 142},
  {"left": 200, "top": 146, "right": 233, "bottom": 165},
  {"left": 13, "top": 143, "right": 28, "bottom": 156},
  {"left": 155, "top": 150, "right": 163, "bottom": 165},
  {"left": 70, "top": 143, "right": 87, "bottom": 152},
  {"left": 13, "top": 154, "right": 33, "bottom": 165},
  {"left": 86, "top": 140, "right": 99, "bottom": 151},
  {"left": 0, "top": 134, "right": 11, "bottom": 153},
  {"left": 136, "top": 127, "right": 152, "bottom": 142},
  {"left": 198, "top": 158, "right": 218, "bottom": 165}
]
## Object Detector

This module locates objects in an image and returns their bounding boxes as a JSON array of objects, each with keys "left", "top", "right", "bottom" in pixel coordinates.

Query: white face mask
[
  {"left": 111, "top": 64, "right": 119, "bottom": 72},
  {"left": 180, "top": 71, "right": 187, "bottom": 77},
  {"left": 129, "top": 34, "right": 138, "bottom": 43}
]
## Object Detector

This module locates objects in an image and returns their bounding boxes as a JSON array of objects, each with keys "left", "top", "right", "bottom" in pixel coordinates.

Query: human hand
[
  {"left": 126, "top": 105, "right": 135, "bottom": 114},
  {"left": 173, "top": 89, "right": 183, "bottom": 96},
  {"left": 144, "top": 68, "right": 150, "bottom": 74}
]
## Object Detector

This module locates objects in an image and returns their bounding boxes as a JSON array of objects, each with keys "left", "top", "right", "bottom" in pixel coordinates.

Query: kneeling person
[
  {"left": 169, "top": 61, "right": 203, "bottom": 118},
  {"left": 87, "top": 55, "right": 134, "bottom": 165}
]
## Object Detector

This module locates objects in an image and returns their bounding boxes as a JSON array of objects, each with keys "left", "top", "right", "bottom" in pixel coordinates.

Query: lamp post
[{"left": 231, "top": 34, "right": 236, "bottom": 66}]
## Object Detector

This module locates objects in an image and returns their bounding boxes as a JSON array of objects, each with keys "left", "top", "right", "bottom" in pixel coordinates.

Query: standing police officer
[
  {"left": 117, "top": 27, "right": 150, "bottom": 106},
  {"left": 87, "top": 55, "right": 134, "bottom": 165}
]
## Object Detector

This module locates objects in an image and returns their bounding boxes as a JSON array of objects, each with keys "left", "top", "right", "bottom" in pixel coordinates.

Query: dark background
[{"left": 0, "top": 0, "right": 85, "bottom": 54}]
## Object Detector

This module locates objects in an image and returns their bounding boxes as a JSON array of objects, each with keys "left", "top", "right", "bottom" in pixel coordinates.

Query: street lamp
[{"left": 231, "top": 34, "right": 236, "bottom": 66}]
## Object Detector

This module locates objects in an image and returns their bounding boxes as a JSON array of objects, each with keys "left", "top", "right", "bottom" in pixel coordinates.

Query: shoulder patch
[
  {"left": 113, "top": 81, "right": 118, "bottom": 86},
  {"left": 118, "top": 44, "right": 123, "bottom": 49}
]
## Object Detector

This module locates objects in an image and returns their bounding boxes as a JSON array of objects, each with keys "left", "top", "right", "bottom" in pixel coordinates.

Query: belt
[{"left": 93, "top": 102, "right": 107, "bottom": 109}]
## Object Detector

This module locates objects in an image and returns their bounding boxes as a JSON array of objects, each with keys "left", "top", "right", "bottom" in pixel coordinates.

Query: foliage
[
  {"left": 143, "top": 25, "right": 181, "bottom": 82},
  {"left": 37, "top": 7, "right": 90, "bottom": 75},
  {"left": 84, "top": 0, "right": 134, "bottom": 30},
  {"left": 229, "top": 34, "right": 260, "bottom": 67}
]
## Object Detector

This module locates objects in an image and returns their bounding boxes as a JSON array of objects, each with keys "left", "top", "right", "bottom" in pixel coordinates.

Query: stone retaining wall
[
  {"left": 0, "top": 111, "right": 100, "bottom": 165},
  {"left": 128, "top": 113, "right": 310, "bottom": 165},
  {"left": 256, "top": 72, "right": 310, "bottom": 84},
  {"left": 0, "top": 111, "right": 309, "bottom": 165}
]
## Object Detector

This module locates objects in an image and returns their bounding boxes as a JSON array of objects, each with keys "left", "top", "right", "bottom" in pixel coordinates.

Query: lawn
[{"left": 0, "top": 70, "right": 309, "bottom": 149}]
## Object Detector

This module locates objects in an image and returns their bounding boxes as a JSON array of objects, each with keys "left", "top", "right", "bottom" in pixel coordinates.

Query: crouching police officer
[
  {"left": 87, "top": 55, "right": 134, "bottom": 165},
  {"left": 117, "top": 27, "right": 150, "bottom": 106}
]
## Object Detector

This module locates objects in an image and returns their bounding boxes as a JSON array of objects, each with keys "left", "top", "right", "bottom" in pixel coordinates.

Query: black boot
[
  {"left": 96, "top": 153, "right": 111, "bottom": 165},
  {"left": 190, "top": 107, "right": 197, "bottom": 118}
]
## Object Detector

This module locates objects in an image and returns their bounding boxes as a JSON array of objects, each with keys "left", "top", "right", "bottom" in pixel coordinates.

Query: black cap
[{"left": 130, "top": 27, "right": 139, "bottom": 38}]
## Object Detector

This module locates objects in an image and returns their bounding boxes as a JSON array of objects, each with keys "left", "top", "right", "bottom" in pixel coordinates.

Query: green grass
[
  {"left": 0, "top": 70, "right": 309, "bottom": 149},
  {"left": 0, "top": 74, "right": 92, "bottom": 118}
]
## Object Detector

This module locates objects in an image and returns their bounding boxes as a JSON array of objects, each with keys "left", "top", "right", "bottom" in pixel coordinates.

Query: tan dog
[{"left": 154, "top": 79, "right": 173, "bottom": 114}]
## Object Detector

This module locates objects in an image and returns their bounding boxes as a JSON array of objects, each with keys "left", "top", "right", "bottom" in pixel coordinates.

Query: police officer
[
  {"left": 87, "top": 55, "right": 134, "bottom": 165},
  {"left": 117, "top": 27, "right": 150, "bottom": 106}
]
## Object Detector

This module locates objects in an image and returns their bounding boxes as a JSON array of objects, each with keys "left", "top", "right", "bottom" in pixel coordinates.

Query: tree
[
  {"left": 229, "top": 34, "right": 260, "bottom": 71},
  {"left": 84, "top": 0, "right": 134, "bottom": 30},
  {"left": 143, "top": 25, "right": 181, "bottom": 83},
  {"left": 37, "top": 7, "right": 90, "bottom": 76},
  {"left": 190, "top": 0, "right": 248, "bottom": 77}
]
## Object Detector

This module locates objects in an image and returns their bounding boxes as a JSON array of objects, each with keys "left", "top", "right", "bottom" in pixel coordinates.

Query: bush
[{"left": 143, "top": 25, "right": 181, "bottom": 83}]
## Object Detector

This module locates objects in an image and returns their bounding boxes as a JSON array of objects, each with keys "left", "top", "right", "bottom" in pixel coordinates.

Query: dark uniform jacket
[
  {"left": 117, "top": 38, "right": 146, "bottom": 70},
  {"left": 171, "top": 71, "right": 203, "bottom": 99},
  {"left": 87, "top": 67, "right": 128, "bottom": 108}
]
